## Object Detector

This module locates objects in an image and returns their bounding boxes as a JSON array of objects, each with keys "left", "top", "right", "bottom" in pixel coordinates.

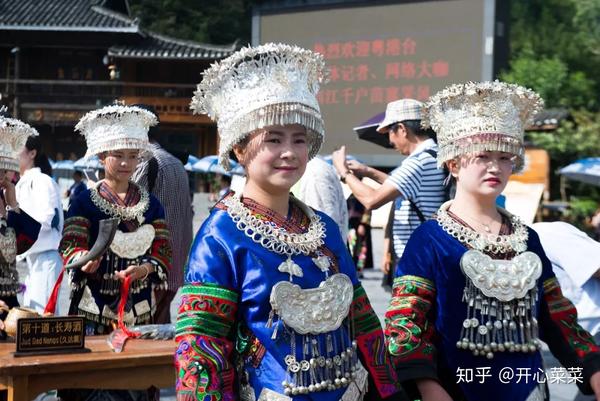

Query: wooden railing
[
  {"left": 0, "top": 79, "right": 209, "bottom": 124},
  {"left": 1, "top": 78, "right": 195, "bottom": 101}
]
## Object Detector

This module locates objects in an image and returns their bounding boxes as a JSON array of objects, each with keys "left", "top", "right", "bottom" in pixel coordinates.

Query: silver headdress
[
  {"left": 422, "top": 81, "right": 543, "bottom": 171},
  {"left": 75, "top": 104, "right": 158, "bottom": 158},
  {"left": 0, "top": 108, "right": 39, "bottom": 172},
  {"left": 190, "top": 43, "right": 329, "bottom": 171}
]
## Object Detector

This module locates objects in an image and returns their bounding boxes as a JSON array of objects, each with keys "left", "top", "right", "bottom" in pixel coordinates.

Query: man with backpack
[{"left": 332, "top": 98, "right": 446, "bottom": 283}]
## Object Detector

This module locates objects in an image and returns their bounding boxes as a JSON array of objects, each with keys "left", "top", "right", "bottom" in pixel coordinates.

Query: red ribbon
[
  {"left": 45, "top": 264, "right": 140, "bottom": 339},
  {"left": 118, "top": 275, "right": 141, "bottom": 338},
  {"left": 44, "top": 266, "right": 64, "bottom": 315}
]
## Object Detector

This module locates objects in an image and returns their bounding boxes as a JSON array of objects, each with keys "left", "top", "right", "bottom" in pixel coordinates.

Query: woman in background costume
[
  {"left": 0, "top": 112, "right": 41, "bottom": 335},
  {"left": 175, "top": 43, "right": 405, "bottom": 401},
  {"left": 60, "top": 104, "right": 171, "bottom": 336},
  {"left": 384, "top": 81, "right": 600, "bottom": 401}
]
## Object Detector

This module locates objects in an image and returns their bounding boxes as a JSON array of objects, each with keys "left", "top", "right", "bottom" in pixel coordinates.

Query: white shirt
[
  {"left": 293, "top": 157, "right": 349, "bottom": 243},
  {"left": 532, "top": 222, "right": 600, "bottom": 335},
  {"left": 16, "top": 168, "right": 64, "bottom": 255}
]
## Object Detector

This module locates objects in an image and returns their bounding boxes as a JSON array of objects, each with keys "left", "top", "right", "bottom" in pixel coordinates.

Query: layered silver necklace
[
  {"left": 437, "top": 201, "right": 542, "bottom": 359},
  {"left": 90, "top": 181, "right": 149, "bottom": 224},
  {"left": 436, "top": 201, "right": 529, "bottom": 254},
  {"left": 222, "top": 193, "right": 327, "bottom": 280}
]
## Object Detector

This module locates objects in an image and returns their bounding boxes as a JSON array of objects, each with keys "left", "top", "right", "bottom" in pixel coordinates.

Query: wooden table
[{"left": 0, "top": 336, "right": 176, "bottom": 401}]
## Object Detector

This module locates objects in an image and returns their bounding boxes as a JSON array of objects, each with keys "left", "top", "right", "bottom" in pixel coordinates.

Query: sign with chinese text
[
  {"left": 16, "top": 316, "right": 87, "bottom": 355},
  {"left": 257, "top": 0, "right": 495, "bottom": 162}
]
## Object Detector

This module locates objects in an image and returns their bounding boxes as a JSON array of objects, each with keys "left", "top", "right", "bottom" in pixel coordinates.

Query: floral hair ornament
[
  {"left": 0, "top": 106, "right": 39, "bottom": 172},
  {"left": 422, "top": 81, "right": 543, "bottom": 172},
  {"left": 190, "top": 42, "right": 329, "bottom": 171},
  {"left": 75, "top": 104, "right": 158, "bottom": 159}
]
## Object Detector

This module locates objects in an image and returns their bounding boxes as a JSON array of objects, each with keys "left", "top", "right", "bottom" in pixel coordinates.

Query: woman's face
[
  {"left": 18, "top": 147, "right": 35, "bottom": 175},
  {"left": 99, "top": 149, "right": 140, "bottom": 183},
  {"left": 234, "top": 124, "right": 309, "bottom": 194},
  {"left": 449, "top": 151, "right": 514, "bottom": 199}
]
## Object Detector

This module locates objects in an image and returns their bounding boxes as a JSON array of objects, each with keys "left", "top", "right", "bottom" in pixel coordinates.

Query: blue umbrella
[
  {"left": 192, "top": 155, "right": 238, "bottom": 176},
  {"left": 53, "top": 160, "right": 75, "bottom": 170},
  {"left": 559, "top": 158, "right": 600, "bottom": 186},
  {"left": 184, "top": 155, "right": 200, "bottom": 172},
  {"left": 74, "top": 155, "right": 103, "bottom": 170}
]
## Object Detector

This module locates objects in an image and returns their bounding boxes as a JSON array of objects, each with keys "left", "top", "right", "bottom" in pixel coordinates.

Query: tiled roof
[
  {"left": 0, "top": 0, "right": 138, "bottom": 32},
  {"left": 528, "top": 108, "right": 571, "bottom": 131},
  {"left": 108, "top": 32, "right": 237, "bottom": 60}
]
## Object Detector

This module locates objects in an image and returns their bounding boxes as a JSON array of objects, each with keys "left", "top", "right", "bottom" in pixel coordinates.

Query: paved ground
[{"left": 19, "top": 220, "right": 581, "bottom": 400}]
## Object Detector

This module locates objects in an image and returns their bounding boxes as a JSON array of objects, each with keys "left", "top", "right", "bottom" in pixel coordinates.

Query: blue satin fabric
[
  {"left": 395, "top": 220, "right": 555, "bottom": 401},
  {"left": 185, "top": 207, "right": 360, "bottom": 401},
  {"left": 7, "top": 209, "right": 41, "bottom": 244}
]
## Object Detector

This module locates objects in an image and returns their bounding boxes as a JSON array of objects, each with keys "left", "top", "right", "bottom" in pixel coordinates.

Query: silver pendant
[
  {"left": 278, "top": 256, "right": 303, "bottom": 279},
  {"left": 312, "top": 255, "right": 330, "bottom": 273},
  {"left": 460, "top": 250, "right": 542, "bottom": 302},
  {"left": 270, "top": 273, "right": 353, "bottom": 335}
]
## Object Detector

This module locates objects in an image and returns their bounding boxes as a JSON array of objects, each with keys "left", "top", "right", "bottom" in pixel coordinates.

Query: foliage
[
  {"left": 573, "top": 0, "right": 600, "bottom": 56},
  {"left": 500, "top": 55, "right": 596, "bottom": 109},
  {"left": 503, "top": 0, "right": 600, "bottom": 109},
  {"left": 527, "top": 110, "right": 600, "bottom": 163},
  {"left": 561, "top": 197, "right": 597, "bottom": 233},
  {"left": 503, "top": 0, "right": 600, "bottom": 225},
  {"left": 128, "top": 0, "right": 252, "bottom": 44}
]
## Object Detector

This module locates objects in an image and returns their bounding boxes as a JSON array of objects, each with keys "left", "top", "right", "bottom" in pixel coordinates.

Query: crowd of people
[{"left": 2, "top": 42, "right": 600, "bottom": 401}]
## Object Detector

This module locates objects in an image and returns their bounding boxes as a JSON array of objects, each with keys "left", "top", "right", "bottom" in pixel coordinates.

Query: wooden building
[{"left": 0, "top": 0, "right": 235, "bottom": 160}]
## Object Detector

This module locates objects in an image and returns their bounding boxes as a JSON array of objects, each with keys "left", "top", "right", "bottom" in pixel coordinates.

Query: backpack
[{"left": 407, "top": 149, "right": 454, "bottom": 223}]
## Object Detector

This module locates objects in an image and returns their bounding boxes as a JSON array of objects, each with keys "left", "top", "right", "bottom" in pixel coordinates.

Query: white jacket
[{"left": 16, "top": 168, "right": 64, "bottom": 255}]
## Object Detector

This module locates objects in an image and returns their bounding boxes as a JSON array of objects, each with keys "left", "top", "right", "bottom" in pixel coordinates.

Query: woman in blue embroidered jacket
[
  {"left": 60, "top": 105, "right": 171, "bottom": 336},
  {"left": 384, "top": 81, "right": 600, "bottom": 401},
  {"left": 0, "top": 114, "right": 41, "bottom": 335},
  {"left": 175, "top": 43, "right": 405, "bottom": 401}
]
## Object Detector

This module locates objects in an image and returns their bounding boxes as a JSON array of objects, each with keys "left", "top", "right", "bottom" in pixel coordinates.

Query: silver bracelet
[{"left": 140, "top": 264, "right": 151, "bottom": 281}]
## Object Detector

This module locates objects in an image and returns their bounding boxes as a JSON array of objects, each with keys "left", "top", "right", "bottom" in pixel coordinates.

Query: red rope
[
  {"left": 44, "top": 266, "right": 64, "bottom": 315},
  {"left": 118, "top": 275, "right": 141, "bottom": 338}
]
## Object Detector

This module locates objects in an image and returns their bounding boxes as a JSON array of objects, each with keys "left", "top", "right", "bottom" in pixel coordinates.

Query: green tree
[
  {"left": 528, "top": 110, "right": 600, "bottom": 163},
  {"left": 504, "top": 0, "right": 600, "bottom": 109},
  {"left": 574, "top": 0, "right": 600, "bottom": 56},
  {"left": 500, "top": 53, "right": 596, "bottom": 109},
  {"left": 128, "top": 0, "right": 252, "bottom": 44},
  {"left": 503, "top": 0, "right": 600, "bottom": 219}
]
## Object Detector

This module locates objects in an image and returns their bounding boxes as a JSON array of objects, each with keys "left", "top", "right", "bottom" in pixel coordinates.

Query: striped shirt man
[
  {"left": 133, "top": 143, "right": 194, "bottom": 297},
  {"left": 386, "top": 138, "right": 446, "bottom": 257}
]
